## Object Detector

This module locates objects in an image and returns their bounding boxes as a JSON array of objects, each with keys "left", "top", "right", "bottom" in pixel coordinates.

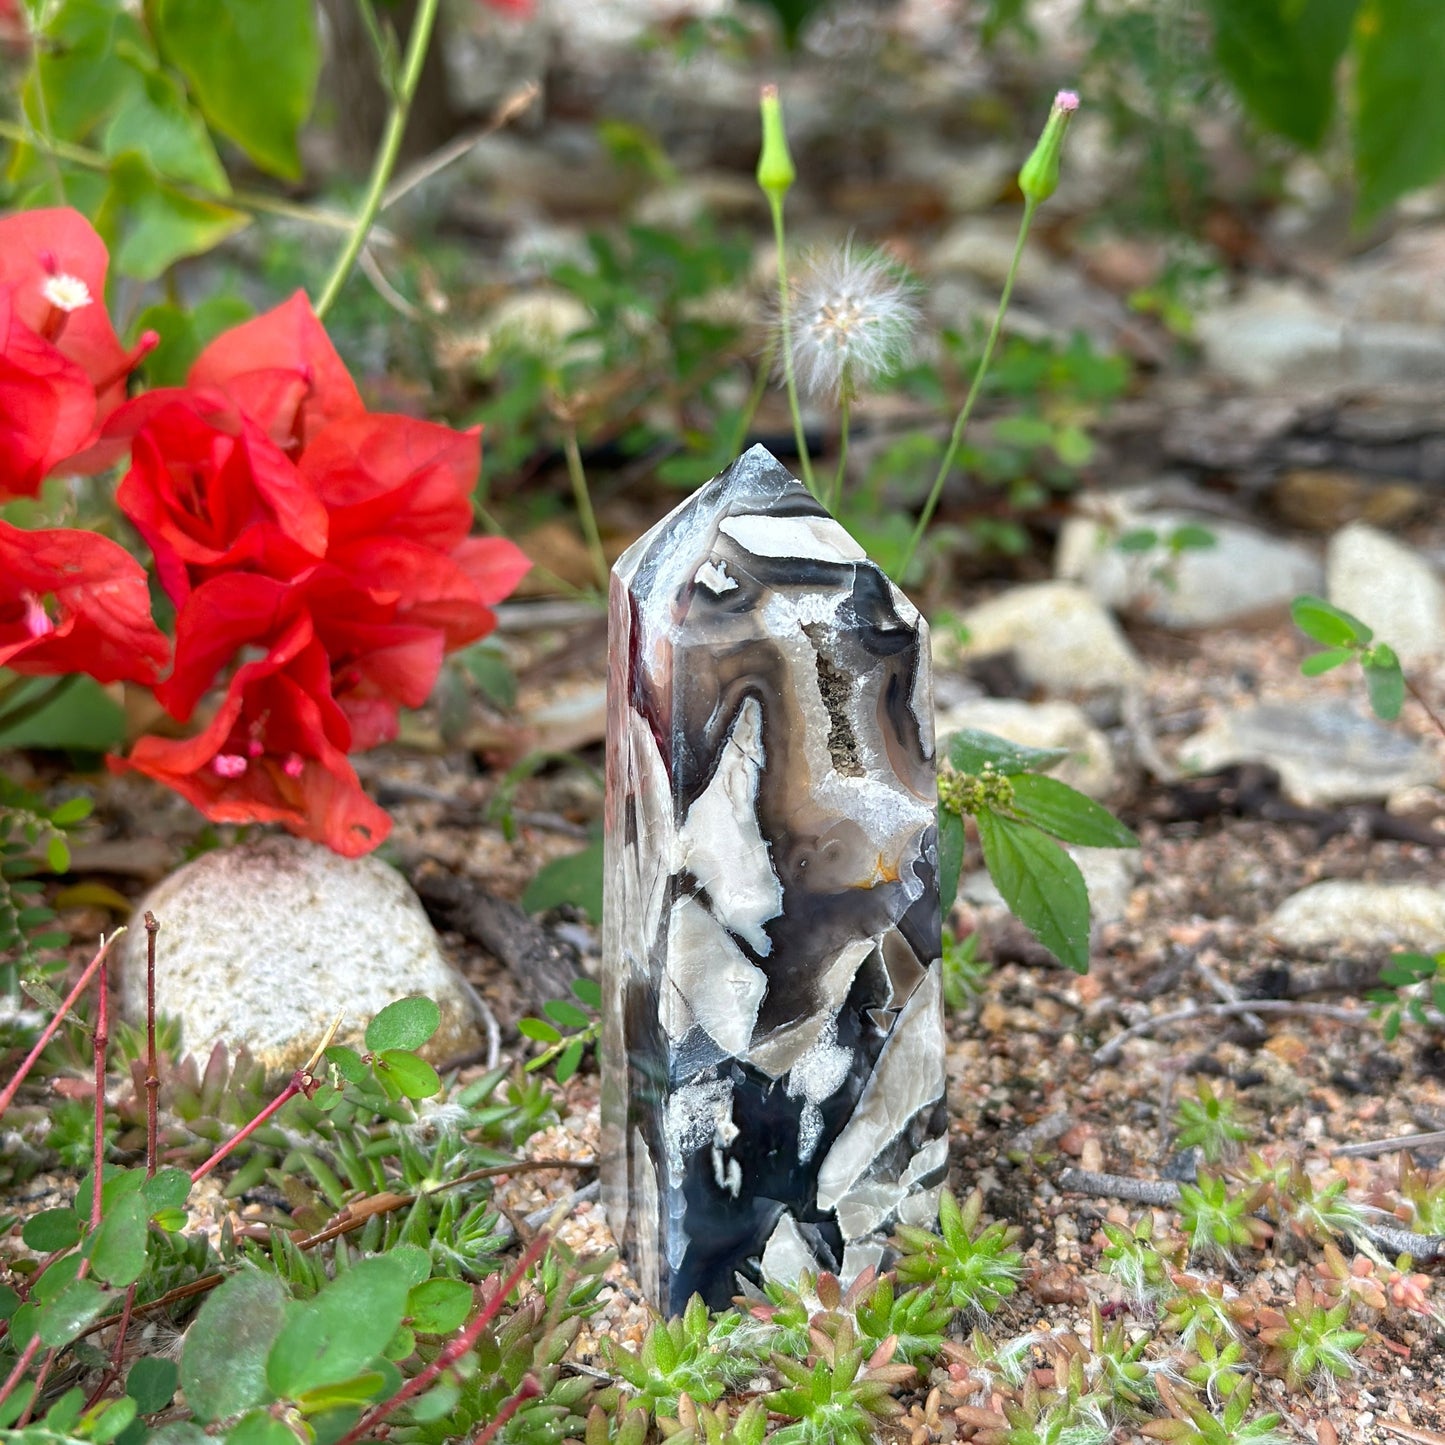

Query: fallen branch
[
  {"left": 1057, "top": 1167, "right": 1445, "bottom": 1260},
  {"left": 1093, "top": 1000, "right": 1371, "bottom": 1065},
  {"left": 1333, "top": 1130, "right": 1445, "bottom": 1160}
]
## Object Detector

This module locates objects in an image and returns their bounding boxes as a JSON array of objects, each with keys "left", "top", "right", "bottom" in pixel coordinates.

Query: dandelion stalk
[
  {"left": 829, "top": 391, "right": 851, "bottom": 514},
  {"left": 893, "top": 89, "right": 1079, "bottom": 584},
  {"left": 757, "top": 86, "right": 817, "bottom": 500}
]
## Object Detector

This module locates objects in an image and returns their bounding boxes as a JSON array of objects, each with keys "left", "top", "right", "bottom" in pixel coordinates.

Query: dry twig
[{"left": 1093, "top": 1000, "right": 1371, "bottom": 1065}]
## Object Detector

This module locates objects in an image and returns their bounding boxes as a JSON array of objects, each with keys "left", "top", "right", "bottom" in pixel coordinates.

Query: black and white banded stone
[{"left": 601, "top": 445, "right": 946, "bottom": 1313}]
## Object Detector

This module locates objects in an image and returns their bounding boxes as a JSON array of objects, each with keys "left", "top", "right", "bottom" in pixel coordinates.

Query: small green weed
[
  {"left": 1257, "top": 1278, "right": 1367, "bottom": 1390},
  {"left": 1177, "top": 1171, "right": 1272, "bottom": 1260},
  {"left": 766, "top": 1316, "right": 912, "bottom": 1445},
  {"left": 1172, "top": 1078, "right": 1252, "bottom": 1164},
  {"left": 894, "top": 1187, "right": 1022, "bottom": 1314}
]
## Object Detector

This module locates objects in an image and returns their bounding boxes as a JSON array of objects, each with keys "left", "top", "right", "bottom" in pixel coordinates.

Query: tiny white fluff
[{"left": 42, "top": 273, "right": 92, "bottom": 312}]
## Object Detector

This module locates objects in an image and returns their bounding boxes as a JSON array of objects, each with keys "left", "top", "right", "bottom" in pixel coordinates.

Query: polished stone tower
[{"left": 601, "top": 445, "right": 946, "bottom": 1312}]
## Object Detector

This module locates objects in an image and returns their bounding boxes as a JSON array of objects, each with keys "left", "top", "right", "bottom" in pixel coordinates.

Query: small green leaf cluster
[
  {"left": 1099, "top": 1213, "right": 1173, "bottom": 1311},
  {"left": 1396, "top": 1154, "right": 1445, "bottom": 1236},
  {"left": 603, "top": 1295, "right": 772, "bottom": 1416},
  {"left": 894, "top": 1187, "right": 1023, "bottom": 1314},
  {"left": 1257, "top": 1280, "right": 1367, "bottom": 1390},
  {"left": 325, "top": 996, "right": 446, "bottom": 1104},
  {"left": 1291, "top": 595, "right": 1405, "bottom": 721},
  {"left": 1144, "top": 1376, "right": 1287, "bottom": 1445},
  {"left": 1176, "top": 1171, "right": 1273, "bottom": 1261},
  {"left": 940, "top": 927, "right": 993, "bottom": 1011},
  {"left": 938, "top": 730, "right": 1138, "bottom": 973},
  {"left": 518, "top": 977, "right": 604, "bottom": 1085},
  {"left": 1115, "top": 523, "right": 1217, "bottom": 593},
  {"left": 0, "top": 781, "right": 93, "bottom": 990},
  {"left": 1369, "top": 950, "right": 1445, "bottom": 1041},
  {"left": 656, "top": 1393, "right": 767, "bottom": 1445},
  {"left": 1172, "top": 1079, "right": 1253, "bottom": 1164},
  {"left": 766, "top": 1316, "right": 913, "bottom": 1445}
]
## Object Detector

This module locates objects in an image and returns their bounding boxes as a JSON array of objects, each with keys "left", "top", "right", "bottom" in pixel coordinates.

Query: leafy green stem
[
  {"left": 561, "top": 421, "right": 611, "bottom": 592},
  {"left": 314, "top": 0, "right": 441, "bottom": 319},
  {"left": 894, "top": 196, "right": 1038, "bottom": 582}
]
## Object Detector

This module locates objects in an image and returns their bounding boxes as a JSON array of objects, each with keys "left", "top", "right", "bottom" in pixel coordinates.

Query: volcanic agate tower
[{"left": 602, "top": 445, "right": 946, "bottom": 1313}]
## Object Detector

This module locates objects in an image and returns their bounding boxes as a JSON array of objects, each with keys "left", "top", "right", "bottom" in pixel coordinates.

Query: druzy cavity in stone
[{"left": 601, "top": 445, "right": 946, "bottom": 1312}]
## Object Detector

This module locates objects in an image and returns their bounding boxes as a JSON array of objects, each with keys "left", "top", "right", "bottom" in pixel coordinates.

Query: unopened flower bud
[
  {"left": 756, "top": 85, "right": 796, "bottom": 201},
  {"left": 1018, "top": 89, "right": 1079, "bottom": 206}
]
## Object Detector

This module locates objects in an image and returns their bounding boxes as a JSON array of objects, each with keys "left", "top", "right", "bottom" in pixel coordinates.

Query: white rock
[
  {"left": 1179, "top": 702, "right": 1438, "bottom": 807},
  {"left": 952, "top": 583, "right": 1144, "bottom": 693},
  {"left": 1327, "top": 522, "right": 1445, "bottom": 665},
  {"left": 1269, "top": 881, "right": 1445, "bottom": 953},
  {"left": 961, "top": 845, "right": 1140, "bottom": 928},
  {"left": 1195, "top": 282, "right": 1345, "bottom": 390},
  {"left": 119, "top": 838, "right": 484, "bottom": 1075},
  {"left": 1057, "top": 505, "right": 1320, "bottom": 628},
  {"left": 934, "top": 698, "right": 1117, "bottom": 798}
]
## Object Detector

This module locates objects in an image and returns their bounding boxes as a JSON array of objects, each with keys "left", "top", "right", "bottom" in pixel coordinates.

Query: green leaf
[
  {"left": 136, "top": 295, "right": 254, "bottom": 388},
  {"left": 937, "top": 809, "right": 965, "bottom": 918},
  {"left": 518, "top": 1018, "right": 562, "bottom": 1044},
  {"left": 947, "top": 729, "right": 1069, "bottom": 777},
  {"left": 224, "top": 1411, "right": 297, "bottom": 1445},
  {"left": 1169, "top": 524, "right": 1218, "bottom": 552},
  {"left": 325, "top": 1044, "right": 370, "bottom": 1085},
  {"left": 1355, "top": 0, "right": 1445, "bottom": 218},
  {"left": 88, "top": 1396, "right": 138, "bottom": 1445},
  {"left": 294, "top": 1371, "right": 387, "bottom": 1413},
  {"left": 180, "top": 1270, "right": 288, "bottom": 1422},
  {"left": 87, "top": 1194, "right": 150, "bottom": 1286},
  {"left": 1363, "top": 644, "right": 1405, "bottom": 719},
  {"left": 375, "top": 1049, "right": 442, "bottom": 1100},
  {"left": 571, "top": 977, "right": 602, "bottom": 1009},
  {"left": 1206, "top": 0, "right": 1358, "bottom": 148},
  {"left": 975, "top": 810, "right": 1092, "bottom": 973},
  {"left": 49, "top": 797, "right": 94, "bottom": 827},
  {"left": 23, "top": 1207, "right": 82, "bottom": 1253},
  {"left": 144, "top": 1167, "right": 192, "bottom": 1217},
  {"left": 1008, "top": 774, "right": 1138, "bottom": 848},
  {"left": 544, "top": 999, "right": 591, "bottom": 1029},
  {"left": 101, "top": 155, "right": 249, "bottom": 281},
  {"left": 407, "top": 1277, "right": 473, "bottom": 1335},
  {"left": 267, "top": 1254, "right": 412, "bottom": 1399},
  {"left": 1300, "top": 646, "right": 1355, "bottom": 676},
  {"left": 1115, "top": 528, "right": 1159, "bottom": 553},
  {"left": 37, "top": 1277, "right": 108, "bottom": 1346},
  {"left": 153, "top": 0, "right": 320, "bottom": 180},
  {"left": 46, "top": 833, "right": 71, "bottom": 873},
  {"left": 555, "top": 1037, "right": 585, "bottom": 1084},
  {"left": 24, "top": 0, "right": 150, "bottom": 140},
  {"left": 522, "top": 836, "right": 605, "bottom": 922},
  {"left": 365, "top": 996, "right": 441, "bottom": 1054},
  {"left": 0, "top": 676, "right": 125, "bottom": 752},
  {"left": 1291, "top": 594, "right": 1371, "bottom": 647},
  {"left": 103, "top": 63, "right": 229, "bottom": 191},
  {"left": 127, "top": 1357, "right": 178, "bottom": 1414}
]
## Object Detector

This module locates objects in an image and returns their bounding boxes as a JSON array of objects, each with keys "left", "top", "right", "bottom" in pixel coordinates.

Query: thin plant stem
[
  {"left": 561, "top": 421, "right": 610, "bottom": 592},
  {"left": 0, "top": 1336, "right": 42, "bottom": 1416},
  {"left": 0, "top": 121, "right": 356, "bottom": 233},
  {"left": 1405, "top": 676, "right": 1445, "bottom": 742},
  {"left": 314, "top": 0, "right": 442, "bottom": 320},
  {"left": 768, "top": 192, "right": 816, "bottom": 498},
  {"left": 19, "top": 7, "right": 64, "bottom": 204},
  {"left": 0, "top": 928, "right": 125, "bottom": 1119},
  {"left": 331, "top": 1230, "right": 552, "bottom": 1445},
  {"left": 90, "top": 953, "right": 108, "bottom": 1231},
  {"left": 143, "top": 911, "right": 160, "bottom": 1176},
  {"left": 828, "top": 390, "right": 851, "bottom": 515},
  {"left": 894, "top": 196, "right": 1039, "bottom": 584}
]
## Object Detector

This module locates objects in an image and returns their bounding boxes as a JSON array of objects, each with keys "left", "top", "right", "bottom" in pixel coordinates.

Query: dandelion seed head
[{"left": 784, "top": 242, "right": 920, "bottom": 404}]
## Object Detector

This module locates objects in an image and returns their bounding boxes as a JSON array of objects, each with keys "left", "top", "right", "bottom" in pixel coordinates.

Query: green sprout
[
  {"left": 894, "top": 1187, "right": 1022, "bottom": 1314},
  {"left": 1172, "top": 1078, "right": 1253, "bottom": 1164}
]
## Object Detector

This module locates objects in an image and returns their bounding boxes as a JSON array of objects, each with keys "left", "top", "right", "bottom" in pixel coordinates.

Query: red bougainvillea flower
[
  {"left": 118, "top": 629, "right": 391, "bottom": 858},
  {"left": 113, "top": 390, "right": 328, "bottom": 606},
  {"left": 0, "top": 520, "right": 169, "bottom": 684},
  {"left": 188, "top": 290, "right": 364, "bottom": 451},
  {"left": 0, "top": 209, "right": 154, "bottom": 495}
]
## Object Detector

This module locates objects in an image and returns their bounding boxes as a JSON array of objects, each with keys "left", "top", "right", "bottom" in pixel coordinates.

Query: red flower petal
[
  {"left": 189, "top": 291, "right": 364, "bottom": 450},
  {"left": 117, "top": 639, "right": 389, "bottom": 857},
  {"left": 0, "top": 207, "right": 132, "bottom": 417},
  {"left": 0, "top": 520, "right": 170, "bottom": 684}
]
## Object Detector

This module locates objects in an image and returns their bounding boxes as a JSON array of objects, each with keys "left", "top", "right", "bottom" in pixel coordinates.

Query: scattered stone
[
  {"left": 1268, "top": 469, "right": 1425, "bottom": 533},
  {"left": 1326, "top": 522, "right": 1445, "bottom": 664},
  {"left": 119, "top": 837, "right": 485, "bottom": 1076},
  {"left": 1194, "top": 282, "right": 1345, "bottom": 390},
  {"left": 1179, "top": 702, "right": 1439, "bottom": 807},
  {"left": 1268, "top": 881, "right": 1445, "bottom": 954},
  {"left": 1056, "top": 496, "right": 1321, "bottom": 628},
  {"left": 951, "top": 583, "right": 1144, "bottom": 694},
  {"left": 934, "top": 698, "right": 1117, "bottom": 799}
]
